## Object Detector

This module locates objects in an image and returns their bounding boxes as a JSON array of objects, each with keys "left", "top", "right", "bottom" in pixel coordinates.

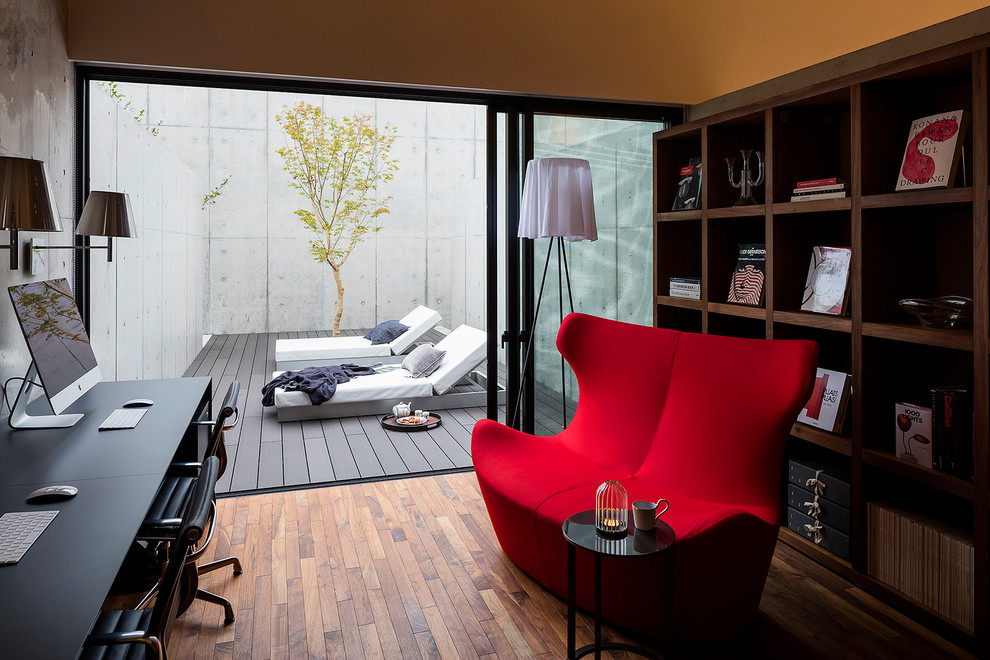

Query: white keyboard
[
  {"left": 99, "top": 408, "right": 147, "bottom": 431},
  {"left": 0, "top": 511, "right": 58, "bottom": 565}
]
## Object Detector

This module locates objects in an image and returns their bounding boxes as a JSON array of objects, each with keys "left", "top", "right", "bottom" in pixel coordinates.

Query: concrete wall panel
[
  {"left": 209, "top": 127, "right": 268, "bottom": 239},
  {"left": 209, "top": 237, "right": 267, "bottom": 333}
]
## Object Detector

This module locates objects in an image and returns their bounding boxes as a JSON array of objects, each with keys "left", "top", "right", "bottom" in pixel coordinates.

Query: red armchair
[{"left": 472, "top": 313, "right": 817, "bottom": 642}]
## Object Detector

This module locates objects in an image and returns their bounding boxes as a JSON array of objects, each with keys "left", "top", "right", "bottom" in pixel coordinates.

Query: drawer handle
[
  {"left": 803, "top": 520, "right": 823, "bottom": 544},
  {"left": 805, "top": 469, "right": 826, "bottom": 496}
]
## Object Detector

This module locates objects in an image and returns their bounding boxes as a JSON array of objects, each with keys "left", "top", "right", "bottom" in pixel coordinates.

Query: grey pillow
[
  {"left": 402, "top": 344, "right": 446, "bottom": 378},
  {"left": 364, "top": 320, "right": 409, "bottom": 345}
]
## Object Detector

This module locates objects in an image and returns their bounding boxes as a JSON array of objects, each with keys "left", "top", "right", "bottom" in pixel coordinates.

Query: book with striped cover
[{"left": 727, "top": 243, "right": 766, "bottom": 306}]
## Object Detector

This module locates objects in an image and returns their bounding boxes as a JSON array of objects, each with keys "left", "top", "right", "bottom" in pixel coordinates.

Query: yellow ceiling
[{"left": 68, "top": 1, "right": 990, "bottom": 105}]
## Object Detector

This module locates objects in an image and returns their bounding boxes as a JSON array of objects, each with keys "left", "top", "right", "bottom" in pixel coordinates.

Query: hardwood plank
[{"left": 164, "top": 472, "right": 974, "bottom": 660}]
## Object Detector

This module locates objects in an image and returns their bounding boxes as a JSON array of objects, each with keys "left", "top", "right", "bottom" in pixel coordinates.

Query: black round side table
[{"left": 561, "top": 509, "right": 676, "bottom": 660}]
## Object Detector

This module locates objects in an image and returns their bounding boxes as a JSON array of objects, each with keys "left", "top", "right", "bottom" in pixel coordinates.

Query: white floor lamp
[{"left": 511, "top": 157, "right": 597, "bottom": 429}]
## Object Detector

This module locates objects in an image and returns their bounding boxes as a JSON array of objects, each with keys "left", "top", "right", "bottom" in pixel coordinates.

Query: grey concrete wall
[
  {"left": 531, "top": 117, "right": 662, "bottom": 400},
  {"left": 0, "top": 0, "right": 76, "bottom": 417},
  {"left": 87, "top": 86, "right": 207, "bottom": 380},
  {"left": 111, "top": 83, "right": 488, "bottom": 335}
]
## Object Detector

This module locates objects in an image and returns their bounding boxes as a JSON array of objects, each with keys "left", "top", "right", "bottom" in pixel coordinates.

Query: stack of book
[
  {"left": 868, "top": 501, "right": 974, "bottom": 631},
  {"left": 790, "top": 177, "right": 849, "bottom": 202},
  {"left": 668, "top": 277, "right": 700, "bottom": 300}
]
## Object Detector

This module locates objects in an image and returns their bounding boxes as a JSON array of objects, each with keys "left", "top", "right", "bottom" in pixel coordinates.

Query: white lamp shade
[{"left": 518, "top": 157, "right": 597, "bottom": 242}]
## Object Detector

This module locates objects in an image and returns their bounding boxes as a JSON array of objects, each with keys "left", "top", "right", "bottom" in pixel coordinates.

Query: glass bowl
[{"left": 898, "top": 296, "right": 973, "bottom": 328}]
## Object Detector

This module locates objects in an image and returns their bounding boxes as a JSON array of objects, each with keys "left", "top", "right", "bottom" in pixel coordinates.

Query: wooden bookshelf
[{"left": 654, "top": 38, "right": 990, "bottom": 651}]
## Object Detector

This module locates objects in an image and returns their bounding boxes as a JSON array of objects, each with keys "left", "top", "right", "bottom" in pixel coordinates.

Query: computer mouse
[
  {"left": 26, "top": 485, "right": 78, "bottom": 503},
  {"left": 122, "top": 398, "right": 154, "bottom": 408}
]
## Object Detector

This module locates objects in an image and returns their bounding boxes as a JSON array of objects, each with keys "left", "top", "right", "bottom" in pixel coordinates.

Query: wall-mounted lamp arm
[
  {"left": 30, "top": 237, "right": 116, "bottom": 262},
  {"left": 2, "top": 228, "right": 20, "bottom": 270}
]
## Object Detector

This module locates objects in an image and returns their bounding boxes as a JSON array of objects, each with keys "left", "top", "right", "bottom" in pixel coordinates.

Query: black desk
[{"left": 0, "top": 377, "right": 211, "bottom": 660}]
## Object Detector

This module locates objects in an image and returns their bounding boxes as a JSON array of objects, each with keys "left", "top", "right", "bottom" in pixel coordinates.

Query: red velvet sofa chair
[{"left": 472, "top": 313, "right": 817, "bottom": 642}]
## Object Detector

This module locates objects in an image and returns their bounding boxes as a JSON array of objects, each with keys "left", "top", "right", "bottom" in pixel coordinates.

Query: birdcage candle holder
[{"left": 595, "top": 480, "right": 628, "bottom": 535}]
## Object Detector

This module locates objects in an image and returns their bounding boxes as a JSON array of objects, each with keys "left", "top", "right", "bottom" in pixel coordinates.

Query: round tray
[{"left": 380, "top": 413, "right": 442, "bottom": 432}]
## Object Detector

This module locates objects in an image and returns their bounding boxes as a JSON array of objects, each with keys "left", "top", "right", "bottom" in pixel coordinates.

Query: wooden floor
[
  {"left": 152, "top": 471, "right": 971, "bottom": 659},
  {"left": 183, "top": 330, "right": 574, "bottom": 495}
]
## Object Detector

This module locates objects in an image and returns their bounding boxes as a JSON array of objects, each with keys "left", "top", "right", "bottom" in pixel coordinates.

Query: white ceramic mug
[{"left": 632, "top": 499, "right": 670, "bottom": 531}]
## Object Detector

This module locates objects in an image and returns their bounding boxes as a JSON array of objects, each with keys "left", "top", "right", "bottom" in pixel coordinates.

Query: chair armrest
[
  {"left": 167, "top": 461, "right": 202, "bottom": 473},
  {"left": 166, "top": 463, "right": 201, "bottom": 477},
  {"left": 83, "top": 631, "right": 163, "bottom": 659}
]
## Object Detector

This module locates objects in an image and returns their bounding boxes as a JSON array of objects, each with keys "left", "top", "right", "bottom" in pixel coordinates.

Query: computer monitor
[{"left": 7, "top": 278, "right": 101, "bottom": 428}]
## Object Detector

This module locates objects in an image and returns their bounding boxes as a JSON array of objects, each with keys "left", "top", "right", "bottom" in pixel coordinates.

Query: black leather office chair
[
  {"left": 136, "top": 381, "right": 241, "bottom": 622},
  {"left": 81, "top": 457, "right": 220, "bottom": 660},
  {"left": 186, "top": 379, "right": 240, "bottom": 476}
]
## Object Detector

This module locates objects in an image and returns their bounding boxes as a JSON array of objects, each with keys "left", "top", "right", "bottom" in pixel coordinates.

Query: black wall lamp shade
[{"left": 0, "top": 156, "right": 63, "bottom": 270}]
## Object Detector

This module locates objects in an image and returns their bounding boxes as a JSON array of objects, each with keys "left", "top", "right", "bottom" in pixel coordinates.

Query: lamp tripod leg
[
  {"left": 557, "top": 239, "right": 567, "bottom": 428},
  {"left": 510, "top": 237, "right": 555, "bottom": 429}
]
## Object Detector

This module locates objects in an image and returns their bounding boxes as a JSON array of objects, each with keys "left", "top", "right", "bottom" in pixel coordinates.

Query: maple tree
[{"left": 276, "top": 102, "right": 398, "bottom": 336}]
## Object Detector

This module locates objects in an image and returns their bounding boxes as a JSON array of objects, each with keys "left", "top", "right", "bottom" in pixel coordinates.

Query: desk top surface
[
  {"left": 0, "top": 377, "right": 211, "bottom": 660},
  {"left": 0, "top": 377, "right": 211, "bottom": 486}
]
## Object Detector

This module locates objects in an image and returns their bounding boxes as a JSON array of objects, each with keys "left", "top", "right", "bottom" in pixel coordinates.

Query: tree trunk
[{"left": 331, "top": 265, "right": 345, "bottom": 337}]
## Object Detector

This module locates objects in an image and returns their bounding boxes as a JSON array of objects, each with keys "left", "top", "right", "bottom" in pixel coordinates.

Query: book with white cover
[
  {"left": 895, "top": 110, "right": 968, "bottom": 191},
  {"left": 797, "top": 368, "right": 851, "bottom": 433},
  {"left": 800, "top": 246, "right": 852, "bottom": 315}
]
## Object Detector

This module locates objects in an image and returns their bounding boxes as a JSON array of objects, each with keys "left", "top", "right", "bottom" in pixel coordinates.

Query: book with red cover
[
  {"left": 800, "top": 246, "right": 852, "bottom": 315},
  {"left": 795, "top": 177, "right": 849, "bottom": 189}
]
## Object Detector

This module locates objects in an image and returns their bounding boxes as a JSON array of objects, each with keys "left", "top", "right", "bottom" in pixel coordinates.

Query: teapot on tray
[{"left": 392, "top": 402, "right": 411, "bottom": 418}]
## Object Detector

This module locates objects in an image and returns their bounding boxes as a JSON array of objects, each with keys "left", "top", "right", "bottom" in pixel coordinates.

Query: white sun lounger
[
  {"left": 275, "top": 305, "right": 442, "bottom": 370},
  {"left": 273, "top": 324, "right": 504, "bottom": 421}
]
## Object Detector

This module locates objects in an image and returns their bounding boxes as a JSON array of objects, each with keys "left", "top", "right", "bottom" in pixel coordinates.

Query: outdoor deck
[{"left": 183, "top": 328, "right": 575, "bottom": 495}]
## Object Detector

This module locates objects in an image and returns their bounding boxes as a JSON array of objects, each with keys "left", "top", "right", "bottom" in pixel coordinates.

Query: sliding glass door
[{"left": 506, "top": 113, "right": 666, "bottom": 434}]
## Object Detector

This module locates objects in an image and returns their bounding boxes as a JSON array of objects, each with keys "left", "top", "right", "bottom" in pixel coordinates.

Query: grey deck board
[
  {"left": 358, "top": 415, "right": 410, "bottom": 475},
  {"left": 346, "top": 432, "right": 385, "bottom": 478},
  {"left": 322, "top": 419, "right": 360, "bottom": 481},
  {"left": 303, "top": 436, "right": 335, "bottom": 483},
  {"left": 188, "top": 330, "right": 569, "bottom": 494},
  {"left": 280, "top": 420, "right": 310, "bottom": 486}
]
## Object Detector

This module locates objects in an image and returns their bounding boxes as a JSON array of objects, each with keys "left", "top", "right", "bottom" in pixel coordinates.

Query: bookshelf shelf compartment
[
  {"left": 862, "top": 449, "right": 974, "bottom": 501},
  {"left": 773, "top": 311, "right": 852, "bottom": 333},
  {"left": 773, "top": 198, "right": 852, "bottom": 214},
  {"left": 707, "top": 302, "right": 765, "bottom": 320},
  {"left": 862, "top": 188, "right": 974, "bottom": 208},
  {"left": 707, "top": 205, "right": 766, "bottom": 219},
  {"left": 861, "top": 322, "right": 973, "bottom": 351},
  {"left": 657, "top": 295, "right": 702, "bottom": 310},
  {"left": 790, "top": 422, "right": 852, "bottom": 456},
  {"left": 657, "top": 210, "right": 702, "bottom": 222}
]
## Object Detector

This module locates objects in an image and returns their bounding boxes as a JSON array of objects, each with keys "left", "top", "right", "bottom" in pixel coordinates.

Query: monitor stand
[{"left": 8, "top": 363, "right": 84, "bottom": 429}]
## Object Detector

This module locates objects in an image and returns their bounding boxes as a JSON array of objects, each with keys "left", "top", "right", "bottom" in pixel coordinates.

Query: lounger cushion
[
  {"left": 274, "top": 367, "right": 433, "bottom": 408},
  {"left": 389, "top": 306, "right": 443, "bottom": 355},
  {"left": 364, "top": 320, "right": 409, "bottom": 344},
  {"left": 276, "top": 336, "right": 389, "bottom": 361},
  {"left": 402, "top": 344, "right": 446, "bottom": 378},
  {"left": 428, "top": 325, "right": 487, "bottom": 395}
]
